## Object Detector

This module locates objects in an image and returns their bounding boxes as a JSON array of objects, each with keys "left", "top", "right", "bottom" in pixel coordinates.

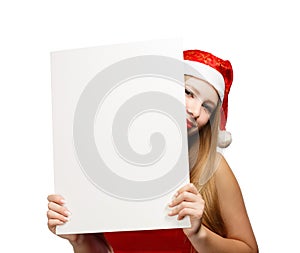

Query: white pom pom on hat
[
  {"left": 183, "top": 50, "right": 234, "bottom": 148},
  {"left": 218, "top": 130, "right": 232, "bottom": 148}
]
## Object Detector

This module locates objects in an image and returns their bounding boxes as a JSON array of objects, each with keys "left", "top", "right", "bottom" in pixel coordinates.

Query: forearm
[
  {"left": 188, "top": 226, "right": 257, "bottom": 253},
  {"left": 70, "top": 234, "right": 111, "bottom": 253}
]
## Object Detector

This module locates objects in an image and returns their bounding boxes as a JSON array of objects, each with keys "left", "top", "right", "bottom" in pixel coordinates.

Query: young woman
[{"left": 47, "top": 50, "right": 258, "bottom": 253}]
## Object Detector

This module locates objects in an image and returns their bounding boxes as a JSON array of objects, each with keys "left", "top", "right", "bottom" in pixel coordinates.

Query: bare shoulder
[
  {"left": 214, "top": 153, "right": 258, "bottom": 251},
  {"left": 214, "top": 152, "right": 241, "bottom": 194},
  {"left": 214, "top": 153, "right": 246, "bottom": 215}
]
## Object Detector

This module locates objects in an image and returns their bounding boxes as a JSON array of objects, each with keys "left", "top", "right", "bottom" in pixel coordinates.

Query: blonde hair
[{"left": 189, "top": 102, "right": 227, "bottom": 237}]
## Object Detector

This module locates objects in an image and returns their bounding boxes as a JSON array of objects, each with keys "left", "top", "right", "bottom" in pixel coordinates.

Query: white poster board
[{"left": 50, "top": 38, "right": 191, "bottom": 234}]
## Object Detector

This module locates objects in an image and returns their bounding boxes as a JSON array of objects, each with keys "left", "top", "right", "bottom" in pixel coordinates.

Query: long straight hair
[{"left": 189, "top": 102, "right": 227, "bottom": 238}]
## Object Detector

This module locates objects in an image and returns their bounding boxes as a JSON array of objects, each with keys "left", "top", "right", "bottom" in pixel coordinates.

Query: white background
[{"left": 0, "top": 0, "right": 299, "bottom": 252}]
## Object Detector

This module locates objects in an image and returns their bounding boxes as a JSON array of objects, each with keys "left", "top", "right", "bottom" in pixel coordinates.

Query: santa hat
[{"left": 183, "top": 49, "right": 233, "bottom": 148}]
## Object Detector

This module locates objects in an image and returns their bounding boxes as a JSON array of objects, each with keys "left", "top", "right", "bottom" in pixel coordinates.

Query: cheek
[
  {"left": 196, "top": 115, "right": 210, "bottom": 129},
  {"left": 185, "top": 97, "right": 191, "bottom": 108}
]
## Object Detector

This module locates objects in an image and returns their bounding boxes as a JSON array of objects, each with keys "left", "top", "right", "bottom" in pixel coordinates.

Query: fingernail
[
  {"left": 64, "top": 210, "right": 71, "bottom": 216},
  {"left": 60, "top": 199, "right": 66, "bottom": 204}
]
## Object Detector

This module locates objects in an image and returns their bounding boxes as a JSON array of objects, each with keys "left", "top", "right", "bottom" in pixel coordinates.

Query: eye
[
  {"left": 202, "top": 103, "right": 214, "bottom": 114},
  {"left": 185, "top": 88, "right": 194, "bottom": 97}
]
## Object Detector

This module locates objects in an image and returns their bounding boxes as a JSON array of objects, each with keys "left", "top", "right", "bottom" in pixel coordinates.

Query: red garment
[{"left": 104, "top": 228, "right": 194, "bottom": 253}]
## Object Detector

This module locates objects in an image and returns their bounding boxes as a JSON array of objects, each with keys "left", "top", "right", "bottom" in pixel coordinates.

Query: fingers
[
  {"left": 169, "top": 183, "right": 201, "bottom": 207},
  {"left": 47, "top": 194, "right": 71, "bottom": 235},
  {"left": 47, "top": 217, "right": 64, "bottom": 234},
  {"left": 47, "top": 209, "right": 70, "bottom": 223},
  {"left": 177, "top": 183, "right": 199, "bottom": 195},
  {"left": 177, "top": 207, "right": 202, "bottom": 220},
  {"left": 48, "top": 201, "right": 71, "bottom": 217},
  {"left": 169, "top": 191, "right": 198, "bottom": 207},
  {"left": 168, "top": 183, "right": 204, "bottom": 220},
  {"left": 168, "top": 201, "right": 194, "bottom": 216},
  {"left": 47, "top": 194, "right": 66, "bottom": 205},
  {"left": 168, "top": 199, "right": 204, "bottom": 218}
]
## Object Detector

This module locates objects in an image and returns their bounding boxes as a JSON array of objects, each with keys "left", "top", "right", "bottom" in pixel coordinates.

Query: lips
[{"left": 186, "top": 119, "right": 194, "bottom": 129}]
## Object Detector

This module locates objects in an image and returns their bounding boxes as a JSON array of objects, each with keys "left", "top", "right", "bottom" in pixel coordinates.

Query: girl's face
[{"left": 185, "top": 75, "right": 219, "bottom": 137}]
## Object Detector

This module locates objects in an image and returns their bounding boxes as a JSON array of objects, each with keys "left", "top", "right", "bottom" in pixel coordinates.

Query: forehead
[{"left": 184, "top": 75, "right": 219, "bottom": 101}]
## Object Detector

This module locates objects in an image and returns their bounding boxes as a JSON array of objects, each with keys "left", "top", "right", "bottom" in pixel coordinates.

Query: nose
[{"left": 187, "top": 100, "right": 202, "bottom": 119}]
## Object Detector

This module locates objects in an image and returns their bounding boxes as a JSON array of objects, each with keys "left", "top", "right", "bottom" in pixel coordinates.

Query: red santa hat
[{"left": 183, "top": 49, "right": 233, "bottom": 148}]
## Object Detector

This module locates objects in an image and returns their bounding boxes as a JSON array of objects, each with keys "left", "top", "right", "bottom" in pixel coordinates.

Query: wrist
[
  {"left": 188, "top": 225, "right": 208, "bottom": 244},
  {"left": 69, "top": 234, "right": 86, "bottom": 248},
  {"left": 184, "top": 219, "right": 203, "bottom": 238},
  {"left": 70, "top": 233, "right": 111, "bottom": 253}
]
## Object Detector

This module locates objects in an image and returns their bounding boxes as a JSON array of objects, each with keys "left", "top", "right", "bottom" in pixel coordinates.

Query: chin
[{"left": 187, "top": 127, "right": 199, "bottom": 137}]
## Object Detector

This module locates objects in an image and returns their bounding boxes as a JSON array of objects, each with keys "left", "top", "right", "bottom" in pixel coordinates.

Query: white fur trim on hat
[{"left": 184, "top": 60, "right": 225, "bottom": 101}]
